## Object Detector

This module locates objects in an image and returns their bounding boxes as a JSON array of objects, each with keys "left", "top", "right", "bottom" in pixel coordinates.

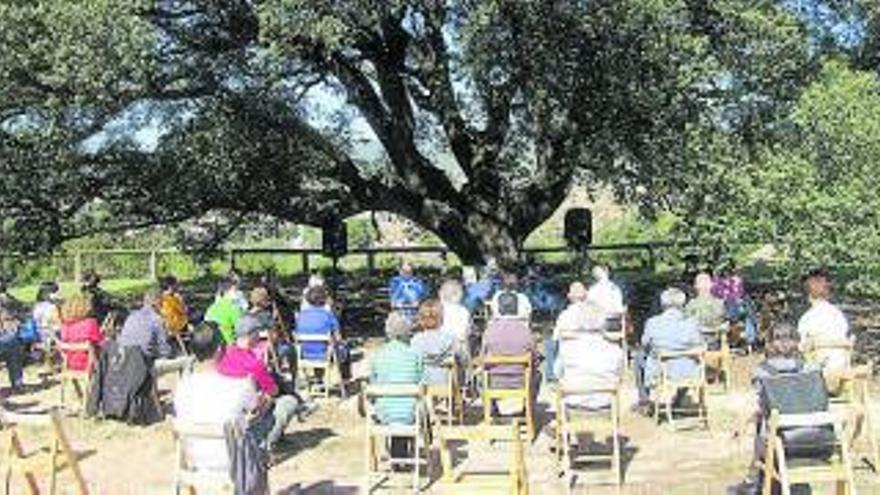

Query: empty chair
[
  {"left": 438, "top": 421, "right": 528, "bottom": 495},
  {"left": 1, "top": 408, "right": 89, "bottom": 495}
]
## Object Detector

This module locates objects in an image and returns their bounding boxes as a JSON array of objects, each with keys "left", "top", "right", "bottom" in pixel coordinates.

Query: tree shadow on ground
[
  {"left": 273, "top": 426, "right": 337, "bottom": 465},
  {"left": 276, "top": 480, "right": 360, "bottom": 495}
]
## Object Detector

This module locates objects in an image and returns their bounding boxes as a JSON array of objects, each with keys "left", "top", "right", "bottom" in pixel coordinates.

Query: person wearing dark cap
[{"left": 217, "top": 314, "right": 308, "bottom": 450}]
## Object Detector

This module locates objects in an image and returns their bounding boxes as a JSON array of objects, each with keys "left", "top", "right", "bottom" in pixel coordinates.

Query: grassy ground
[{"left": 9, "top": 278, "right": 158, "bottom": 304}]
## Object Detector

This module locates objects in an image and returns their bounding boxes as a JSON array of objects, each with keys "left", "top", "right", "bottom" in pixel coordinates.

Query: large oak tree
[{"left": 0, "top": 1, "right": 825, "bottom": 263}]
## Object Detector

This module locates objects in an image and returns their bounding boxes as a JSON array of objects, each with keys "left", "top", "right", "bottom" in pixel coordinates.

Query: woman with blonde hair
[
  {"left": 59, "top": 293, "right": 104, "bottom": 372},
  {"left": 410, "top": 298, "right": 457, "bottom": 386}
]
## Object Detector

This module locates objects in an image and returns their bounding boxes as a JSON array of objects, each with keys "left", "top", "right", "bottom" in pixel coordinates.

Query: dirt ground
[{"left": 4, "top": 344, "right": 880, "bottom": 495}]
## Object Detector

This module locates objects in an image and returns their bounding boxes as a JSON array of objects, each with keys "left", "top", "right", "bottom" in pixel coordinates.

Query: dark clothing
[
  {"left": 119, "top": 306, "right": 173, "bottom": 360},
  {"left": 0, "top": 331, "right": 24, "bottom": 389},
  {"left": 82, "top": 286, "right": 114, "bottom": 324},
  {"left": 225, "top": 421, "right": 270, "bottom": 495},
  {"left": 87, "top": 340, "right": 162, "bottom": 424}
]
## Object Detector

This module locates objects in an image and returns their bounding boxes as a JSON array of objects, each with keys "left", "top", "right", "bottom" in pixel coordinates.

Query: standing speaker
[
  {"left": 564, "top": 208, "right": 592, "bottom": 249},
  {"left": 322, "top": 220, "right": 348, "bottom": 257}
]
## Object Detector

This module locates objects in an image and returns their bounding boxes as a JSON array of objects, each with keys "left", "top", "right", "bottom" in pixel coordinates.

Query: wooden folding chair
[
  {"left": 438, "top": 421, "right": 528, "bottom": 495},
  {"left": 828, "top": 363, "right": 880, "bottom": 472},
  {"left": 702, "top": 323, "right": 733, "bottom": 392},
  {"left": 554, "top": 383, "right": 622, "bottom": 494},
  {"left": 480, "top": 354, "right": 535, "bottom": 441},
  {"left": 295, "top": 333, "right": 347, "bottom": 399},
  {"left": 53, "top": 342, "right": 96, "bottom": 418},
  {"left": 171, "top": 418, "right": 235, "bottom": 495},
  {"left": 1, "top": 408, "right": 89, "bottom": 495},
  {"left": 426, "top": 359, "right": 465, "bottom": 427},
  {"left": 603, "top": 309, "right": 630, "bottom": 371},
  {"left": 363, "top": 384, "right": 430, "bottom": 493},
  {"left": 809, "top": 340, "right": 855, "bottom": 395},
  {"left": 653, "top": 347, "right": 709, "bottom": 430},
  {"left": 762, "top": 409, "right": 857, "bottom": 495}
]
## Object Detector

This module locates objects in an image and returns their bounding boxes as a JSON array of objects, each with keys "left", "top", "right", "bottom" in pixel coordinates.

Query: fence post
[
  {"left": 149, "top": 250, "right": 158, "bottom": 280},
  {"left": 228, "top": 249, "right": 236, "bottom": 273},
  {"left": 302, "top": 252, "right": 310, "bottom": 274},
  {"left": 366, "top": 252, "right": 375, "bottom": 275},
  {"left": 74, "top": 251, "right": 83, "bottom": 284}
]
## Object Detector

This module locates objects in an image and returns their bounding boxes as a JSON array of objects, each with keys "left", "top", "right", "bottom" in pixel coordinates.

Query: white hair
[
  {"left": 439, "top": 280, "right": 464, "bottom": 304},
  {"left": 660, "top": 288, "right": 687, "bottom": 309},
  {"left": 592, "top": 265, "right": 610, "bottom": 281}
]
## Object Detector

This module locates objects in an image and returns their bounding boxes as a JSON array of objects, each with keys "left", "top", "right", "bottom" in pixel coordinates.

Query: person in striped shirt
[{"left": 370, "top": 312, "right": 424, "bottom": 461}]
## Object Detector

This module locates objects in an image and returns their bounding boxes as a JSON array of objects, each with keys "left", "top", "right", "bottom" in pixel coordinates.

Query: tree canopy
[{"left": 1, "top": 1, "right": 878, "bottom": 264}]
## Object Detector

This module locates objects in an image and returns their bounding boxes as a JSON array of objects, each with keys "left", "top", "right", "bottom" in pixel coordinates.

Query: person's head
[
  {"left": 400, "top": 261, "right": 414, "bottom": 277},
  {"left": 227, "top": 270, "right": 241, "bottom": 286},
  {"left": 160, "top": 276, "right": 179, "bottom": 293},
  {"left": 82, "top": 271, "right": 101, "bottom": 289},
  {"left": 305, "top": 285, "right": 328, "bottom": 308},
  {"left": 143, "top": 288, "right": 161, "bottom": 309},
  {"left": 417, "top": 298, "right": 443, "bottom": 331},
  {"left": 249, "top": 286, "right": 272, "bottom": 311},
  {"left": 215, "top": 278, "right": 235, "bottom": 298},
  {"left": 439, "top": 280, "right": 463, "bottom": 304},
  {"left": 567, "top": 281, "right": 588, "bottom": 304},
  {"left": 385, "top": 312, "right": 413, "bottom": 342},
  {"left": 694, "top": 272, "right": 713, "bottom": 296},
  {"left": 501, "top": 272, "right": 519, "bottom": 291},
  {"left": 190, "top": 321, "right": 222, "bottom": 362},
  {"left": 234, "top": 314, "right": 263, "bottom": 348},
  {"left": 36, "top": 281, "right": 60, "bottom": 303},
  {"left": 659, "top": 287, "right": 687, "bottom": 311},
  {"left": 765, "top": 322, "right": 801, "bottom": 360},
  {"left": 804, "top": 268, "right": 832, "bottom": 303},
  {"left": 307, "top": 272, "right": 325, "bottom": 288},
  {"left": 592, "top": 265, "right": 610, "bottom": 282},
  {"left": 0, "top": 307, "right": 18, "bottom": 331},
  {"left": 61, "top": 294, "right": 93, "bottom": 322}
]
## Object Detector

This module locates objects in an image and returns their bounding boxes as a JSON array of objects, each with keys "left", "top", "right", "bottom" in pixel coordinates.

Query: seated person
[
  {"left": 797, "top": 268, "right": 851, "bottom": 382},
  {"left": 300, "top": 272, "right": 333, "bottom": 311},
  {"left": 740, "top": 323, "right": 834, "bottom": 492},
  {"left": 438, "top": 280, "right": 472, "bottom": 355},
  {"left": 410, "top": 299, "right": 457, "bottom": 387},
  {"left": 59, "top": 294, "right": 104, "bottom": 373},
  {"left": 295, "top": 286, "right": 351, "bottom": 381},
  {"left": 0, "top": 307, "right": 25, "bottom": 394},
  {"left": 389, "top": 261, "right": 428, "bottom": 319},
  {"left": 634, "top": 288, "right": 703, "bottom": 411},
  {"left": 370, "top": 313, "right": 425, "bottom": 458},
  {"left": 685, "top": 272, "right": 726, "bottom": 349},
  {"left": 79, "top": 271, "right": 114, "bottom": 324},
  {"left": 118, "top": 289, "right": 173, "bottom": 361},
  {"left": 157, "top": 276, "right": 189, "bottom": 337},
  {"left": 488, "top": 272, "right": 533, "bottom": 321},
  {"left": 547, "top": 282, "right": 592, "bottom": 382},
  {"left": 205, "top": 278, "right": 246, "bottom": 345},
  {"left": 554, "top": 298, "right": 623, "bottom": 410},
  {"left": 587, "top": 265, "right": 625, "bottom": 321},
  {"left": 481, "top": 302, "right": 538, "bottom": 410},
  {"left": 217, "top": 315, "right": 306, "bottom": 451},
  {"left": 174, "top": 322, "right": 260, "bottom": 472},
  {"left": 32, "top": 280, "right": 62, "bottom": 341}
]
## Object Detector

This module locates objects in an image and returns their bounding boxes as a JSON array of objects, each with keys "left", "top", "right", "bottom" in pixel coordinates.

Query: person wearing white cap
[{"left": 633, "top": 287, "right": 703, "bottom": 412}]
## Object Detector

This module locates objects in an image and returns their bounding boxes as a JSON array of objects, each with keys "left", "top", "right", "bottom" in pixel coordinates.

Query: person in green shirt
[
  {"left": 685, "top": 272, "right": 726, "bottom": 348},
  {"left": 204, "top": 278, "right": 245, "bottom": 345}
]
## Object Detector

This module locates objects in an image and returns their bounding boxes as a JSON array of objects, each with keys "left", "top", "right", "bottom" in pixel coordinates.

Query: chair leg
[{"left": 525, "top": 397, "right": 535, "bottom": 441}]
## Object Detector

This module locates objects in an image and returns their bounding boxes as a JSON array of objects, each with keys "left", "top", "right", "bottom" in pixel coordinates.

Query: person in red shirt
[
  {"left": 59, "top": 294, "right": 104, "bottom": 372},
  {"left": 217, "top": 314, "right": 310, "bottom": 450}
]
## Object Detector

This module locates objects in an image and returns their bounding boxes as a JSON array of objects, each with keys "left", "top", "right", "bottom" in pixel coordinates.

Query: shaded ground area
[{"left": 5, "top": 344, "right": 880, "bottom": 495}]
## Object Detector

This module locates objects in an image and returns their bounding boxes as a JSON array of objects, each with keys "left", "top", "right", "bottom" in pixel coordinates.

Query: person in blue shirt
[
  {"left": 634, "top": 287, "right": 704, "bottom": 413},
  {"left": 389, "top": 261, "right": 428, "bottom": 319},
  {"left": 295, "top": 285, "right": 351, "bottom": 380}
]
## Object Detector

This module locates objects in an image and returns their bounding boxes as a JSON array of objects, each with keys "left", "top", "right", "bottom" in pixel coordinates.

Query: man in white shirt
[
  {"left": 554, "top": 291, "right": 623, "bottom": 410},
  {"left": 489, "top": 272, "right": 532, "bottom": 321},
  {"left": 797, "top": 269, "right": 851, "bottom": 371},
  {"left": 174, "top": 323, "right": 260, "bottom": 471},
  {"left": 587, "top": 265, "right": 625, "bottom": 317}
]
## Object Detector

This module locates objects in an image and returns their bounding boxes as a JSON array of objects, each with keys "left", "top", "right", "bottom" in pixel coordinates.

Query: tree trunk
[{"left": 428, "top": 212, "right": 524, "bottom": 267}]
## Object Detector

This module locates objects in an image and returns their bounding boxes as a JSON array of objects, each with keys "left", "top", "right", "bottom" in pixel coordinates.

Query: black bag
[{"left": 497, "top": 291, "right": 519, "bottom": 316}]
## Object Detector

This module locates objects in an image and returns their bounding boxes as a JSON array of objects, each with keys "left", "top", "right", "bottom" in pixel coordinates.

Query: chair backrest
[
  {"left": 481, "top": 353, "right": 532, "bottom": 390},
  {"left": 759, "top": 369, "right": 829, "bottom": 416},
  {"left": 172, "top": 417, "right": 233, "bottom": 477},
  {"left": 55, "top": 341, "right": 97, "bottom": 374},
  {"left": 363, "top": 384, "right": 425, "bottom": 429},
  {"left": 295, "top": 333, "right": 333, "bottom": 362},
  {"left": 657, "top": 347, "right": 706, "bottom": 385}
]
